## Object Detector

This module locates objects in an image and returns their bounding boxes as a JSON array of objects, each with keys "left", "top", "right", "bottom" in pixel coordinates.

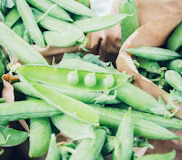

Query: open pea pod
[
  {"left": 17, "top": 69, "right": 99, "bottom": 126},
  {"left": 17, "top": 65, "right": 129, "bottom": 91}
]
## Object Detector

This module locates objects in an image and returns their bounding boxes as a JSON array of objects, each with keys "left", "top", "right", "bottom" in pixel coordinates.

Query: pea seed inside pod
[
  {"left": 103, "top": 75, "right": 114, "bottom": 88},
  {"left": 67, "top": 71, "right": 79, "bottom": 85},
  {"left": 84, "top": 73, "right": 96, "bottom": 87}
]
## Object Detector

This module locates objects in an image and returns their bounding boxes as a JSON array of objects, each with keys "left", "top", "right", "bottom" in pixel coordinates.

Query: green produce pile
[{"left": 0, "top": 0, "right": 181, "bottom": 160}]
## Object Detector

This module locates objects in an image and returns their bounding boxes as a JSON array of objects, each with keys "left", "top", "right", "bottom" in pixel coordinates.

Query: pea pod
[
  {"left": 69, "top": 128, "right": 106, "bottom": 160},
  {"left": 112, "top": 108, "right": 133, "bottom": 160},
  {"left": 116, "top": 82, "right": 171, "bottom": 116},
  {"left": 119, "top": 0, "right": 138, "bottom": 43},
  {"left": 4, "top": 6, "right": 20, "bottom": 28},
  {"left": 17, "top": 65, "right": 129, "bottom": 91},
  {"left": 93, "top": 106, "right": 180, "bottom": 140},
  {"left": 139, "top": 150, "right": 176, "bottom": 160},
  {"left": 165, "top": 70, "right": 182, "bottom": 92},
  {"left": 167, "top": 23, "right": 182, "bottom": 51},
  {"left": 0, "top": 126, "right": 28, "bottom": 147},
  {"left": 46, "top": 134, "right": 60, "bottom": 160},
  {"left": 73, "top": 14, "right": 128, "bottom": 33},
  {"left": 12, "top": 20, "right": 25, "bottom": 38},
  {"left": 51, "top": 114, "right": 94, "bottom": 140},
  {"left": 17, "top": 69, "right": 99, "bottom": 126},
  {"left": 167, "top": 59, "right": 182, "bottom": 75},
  {"left": 26, "top": 0, "right": 73, "bottom": 22},
  {"left": 0, "top": 21, "right": 47, "bottom": 64},
  {"left": 50, "top": 0, "right": 96, "bottom": 17},
  {"left": 16, "top": 0, "right": 45, "bottom": 47},
  {"left": 29, "top": 118, "right": 52, "bottom": 157},
  {"left": 124, "top": 47, "right": 181, "bottom": 61}
]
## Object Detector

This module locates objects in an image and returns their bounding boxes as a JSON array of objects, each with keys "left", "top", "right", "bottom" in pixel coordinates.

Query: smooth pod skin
[
  {"left": 16, "top": 0, "right": 45, "bottom": 47},
  {"left": 29, "top": 118, "right": 52, "bottom": 157},
  {"left": 26, "top": 0, "right": 73, "bottom": 22},
  {"left": 112, "top": 109, "right": 133, "bottom": 160},
  {"left": 167, "top": 23, "right": 182, "bottom": 51},
  {"left": 12, "top": 20, "right": 25, "bottom": 38},
  {"left": 124, "top": 47, "right": 181, "bottom": 61},
  {"left": 69, "top": 128, "right": 106, "bottom": 160},
  {"left": 50, "top": 0, "right": 96, "bottom": 17},
  {"left": 51, "top": 114, "right": 94, "bottom": 140},
  {"left": 165, "top": 70, "right": 182, "bottom": 92},
  {"left": 167, "top": 59, "right": 182, "bottom": 75},
  {"left": 46, "top": 134, "right": 60, "bottom": 160},
  {"left": 73, "top": 14, "right": 128, "bottom": 33},
  {"left": 0, "top": 126, "right": 28, "bottom": 147},
  {"left": 119, "top": 0, "right": 138, "bottom": 43},
  {"left": 116, "top": 81, "right": 170, "bottom": 116},
  {"left": 4, "top": 6, "right": 20, "bottom": 28},
  {"left": 94, "top": 106, "right": 180, "bottom": 140},
  {"left": 139, "top": 150, "right": 176, "bottom": 160},
  {"left": 0, "top": 22, "right": 47, "bottom": 64}
]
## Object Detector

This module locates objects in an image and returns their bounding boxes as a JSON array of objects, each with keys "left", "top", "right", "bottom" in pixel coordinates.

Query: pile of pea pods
[{"left": 0, "top": 0, "right": 181, "bottom": 160}]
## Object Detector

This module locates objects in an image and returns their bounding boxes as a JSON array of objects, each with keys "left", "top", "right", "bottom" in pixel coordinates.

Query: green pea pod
[
  {"left": 17, "top": 69, "right": 99, "bottom": 126},
  {"left": 0, "top": 126, "right": 28, "bottom": 147},
  {"left": 26, "top": 0, "right": 73, "bottom": 22},
  {"left": 29, "top": 118, "right": 52, "bottom": 157},
  {"left": 50, "top": 0, "right": 96, "bottom": 17},
  {"left": 116, "top": 82, "right": 171, "bottom": 116},
  {"left": 119, "top": 0, "right": 138, "bottom": 43},
  {"left": 4, "top": 6, "right": 20, "bottom": 28},
  {"left": 16, "top": 0, "right": 45, "bottom": 47},
  {"left": 102, "top": 136, "right": 115, "bottom": 156},
  {"left": 124, "top": 47, "right": 181, "bottom": 61},
  {"left": 139, "top": 150, "right": 176, "bottom": 160},
  {"left": 17, "top": 65, "right": 129, "bottom": 91},
  {"left": 0, "top": 21, "right": 48, "bottom": 64},
  {"left": 73, "top": 14, "right": 128, "bottom": 33},
  {"left": 165, "top": 70, "right": 182, "bottom": 92},
  {"left": 93, "top": 106, "right": 180, "bottom": 140},
  {"left": 12, "top": 20, "right": 25, "bottom": 38},
  {"left": 0, "top": 99, "right": 62, "bottom": 122},
  {"left": 69, "top": 128, "right": 106, "bottom": 160},
  {"left": 167, "top": 23, "right": 182, "bottom": 51},
  {"left": 43, "top": 31, "right": 82, "bottom": 47},
  {"left": 46, "top": 134, "right": 60, "bottom": 160},
  {"left": 167, "top": 59, "right": 182, "bottom": 75},
  {"left": 112, "top": 108, "right": 133, "bottom": 160},
  {"left": 51, "top": 114, "right": 94, "bottom": 140}
]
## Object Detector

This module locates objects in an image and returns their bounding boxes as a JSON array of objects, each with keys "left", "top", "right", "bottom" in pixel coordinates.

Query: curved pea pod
[
  {"left": 73, "top": 14, "right": 128, "bottom": 33},
  {"left": 46, "top": 134, "right": 60, "bottom": 160},
  {"left": 12, "top": 20, "right": 25, "bottom": 38},
  {"left": 139, "top": 150, "right": 176, "bottom": 160},
  {"left": 4, "top": 6, "right": 20, "bottom": 28},
  {"left": 16, "top": 0, "right": 45, "bottom": 47},
  {"left": 17, "top": 69, "right": 99, "bottom": 126},
  {"left": 69, "top": 128, "right": 106, "bottom": 160},
  {"left": 51, "top": 114, "right": 94, "bottom": 140},
  {"left": 124, "top": 47, "right": 181, "bottom": 61},
  {"left": 17, "top": 65, "right": 129, "bottom": 91},
  {"left": 43, "top": 31, "right": 82, "bottom": 48},
  {"left": 0, "top": 126, "right": 28, "bottom": 147},
  {"left": 50, "top": 0, "right": 96, "bottom": 17},
  {"left": 165, "top": 70, "right": 182, "bottom": 92},
  {"left": 116, "top": 82, "right": 171, "bottom": 116},
  {"left": 112, "top": 108, "right": 133, "bottom": 160},
  {"left": 0, "top": 99, "right": 62, "bottom": 122},
  {"left": 119, "top": 0, "right": 138, "bottom": 43},
  {"left": 26, "top": 0, "right": 73, "bottom": 22},
  {"left": 167, "top": 59, "right": 182, "bottom": 75},
  {"left": 32, "top": 8, "right": 84, "bottom": 39},
  {"left": 167, "top": 23, "right": 182, "bottom": 51},
  {"left": 0, "top": 21, "right": 47, "bottom": 64},
  {"left": 29, "top": 118, "right": 52, "bottom": 157},
  {"left": 93, "top": 106, "right": 180, "bottom": 140}
]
